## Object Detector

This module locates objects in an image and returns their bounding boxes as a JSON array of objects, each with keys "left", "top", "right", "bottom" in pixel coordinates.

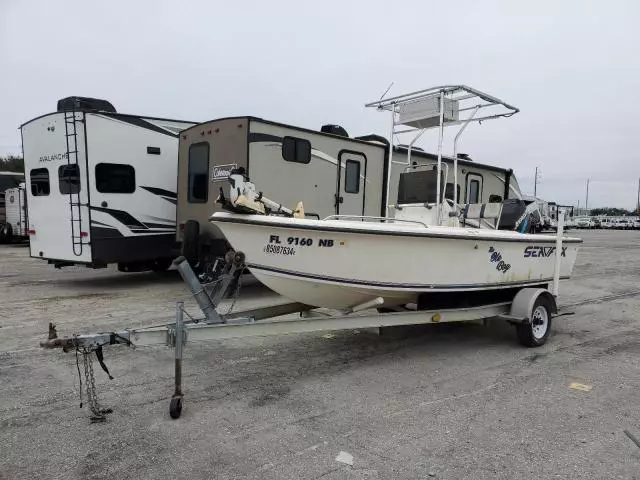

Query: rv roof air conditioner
[
  {"left": 56, "top": 96, "right": 117, "bottom": 113},
  {"left": 320, "top": 124, "right": 348, "bottom": 137},
  {"left": 399, "top": 144, "right": 425, "bottom": 152},
  {"left": 355, "top": 134, "right": 389, "bottom": 146}
]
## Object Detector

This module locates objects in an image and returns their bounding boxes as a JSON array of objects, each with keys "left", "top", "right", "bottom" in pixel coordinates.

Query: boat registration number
[{"left": 264, "top": 234, "right": 339, "bottom": 255}]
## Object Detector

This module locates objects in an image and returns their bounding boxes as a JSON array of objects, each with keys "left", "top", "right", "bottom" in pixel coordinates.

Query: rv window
[
  {"left": 344, "top": 160, "right": 360, "bottom": 194},
  {"left": 30, "top": 168, "right": 50, "bottom": 196},
  {"left": 188, "top": 142, "right": 209, "bottom": 203},
  {"left": 282, "top": 137, "right": 311, "bottom": 164},
  {"left": 489, "top": 194, "right": 503, "bottom": 203},
  {"left": 58, "top": 164, "right": 81, "bottom": 194},
  {"left": 468, "top": 179, "right": 480, "bottom": 203},
  {"left": 444, "top": 183, "right": 460, "bottom": 202},
  {"left": 96, "top": 163, "right": 136, "bottom": 193}
]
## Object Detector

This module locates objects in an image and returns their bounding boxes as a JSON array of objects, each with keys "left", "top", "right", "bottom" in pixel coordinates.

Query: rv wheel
[
  {"left": 516, "top": 296, "right": 553, "bottom": 347},
  {"left": 0, "top": 223, "right": 12, "bottom": 244},
  {"left": 151, "top": 257, "right": 172, "bottom": 272}
]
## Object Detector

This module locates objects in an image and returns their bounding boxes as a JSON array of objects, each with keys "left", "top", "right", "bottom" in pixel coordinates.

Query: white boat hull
[{"left": 211, "top": 213, "right": 582, "bottom": 309}]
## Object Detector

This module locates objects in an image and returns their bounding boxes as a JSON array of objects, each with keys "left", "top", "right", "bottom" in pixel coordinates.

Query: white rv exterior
[
  {"left": 0, "top": 171, "right": 24, "bottom": 223},
  {"left": 3, "top": 183, "right": 28, "bottom": 241},
  {"left": 21, "top": 101, "right": 195, "bottom": 270}
]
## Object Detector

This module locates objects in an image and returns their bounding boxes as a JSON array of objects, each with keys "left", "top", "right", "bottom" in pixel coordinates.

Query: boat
[{"left": 210, "top": 86, "right": 582, "bottom": 309}]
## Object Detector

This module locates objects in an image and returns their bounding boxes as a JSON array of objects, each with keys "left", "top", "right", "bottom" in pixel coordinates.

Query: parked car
[
  {"left": 600, "top": 218, "right": 615, "bottom": 229},
  {"left": 574, "top": 217, "right": 593, "bottom": 229}
]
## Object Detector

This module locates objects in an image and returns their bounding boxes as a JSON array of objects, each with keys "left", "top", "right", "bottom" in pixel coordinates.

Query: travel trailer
[
  {"left": 21, "top": 97, "right": 195, "bottom": 270},
  {"left": 176, "top": 116, "right": 523, "bottom": 272},
  {"left": 0, "top": 171, "right": 24, "bottom": 242},
  {"left": 2, "top": 183, "right": 28, "bottom": 242}
]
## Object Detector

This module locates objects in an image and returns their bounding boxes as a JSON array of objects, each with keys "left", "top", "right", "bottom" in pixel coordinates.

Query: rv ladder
[{"left": 63, "top": 110, "right": 89, "bottom": 256}]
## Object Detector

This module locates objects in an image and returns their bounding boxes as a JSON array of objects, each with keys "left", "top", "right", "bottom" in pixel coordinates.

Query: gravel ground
[{"left": 1, "top": 230, "right": 639, "bottom": 479}]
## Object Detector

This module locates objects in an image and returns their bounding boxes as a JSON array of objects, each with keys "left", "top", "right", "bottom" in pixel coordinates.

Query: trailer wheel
[
  {"left": 516, "top": 296, "right": 553, "bottom": 347},
  {"left": 169, "top": 395, "right": 183, "bottom": 419}
]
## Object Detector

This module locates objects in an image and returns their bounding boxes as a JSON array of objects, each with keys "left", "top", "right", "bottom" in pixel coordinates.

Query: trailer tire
[
  {"left": 169, "top": 396, "right": 183, "bottom": 419},
  {"left": 181, "top": 220, "right": 200, "bottom": 268},
  {"left": 516, "top": 295, "right": 553, "bottom": 347}
]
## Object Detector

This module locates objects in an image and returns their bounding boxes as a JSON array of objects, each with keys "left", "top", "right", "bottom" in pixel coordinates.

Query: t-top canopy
[{"left": 365, "top": 85, "right": 518, "bottom": 130}]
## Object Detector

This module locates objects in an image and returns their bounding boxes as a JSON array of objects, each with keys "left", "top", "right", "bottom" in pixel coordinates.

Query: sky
[{"left": 1, "top": 0, "right": 639, "bottom": 209}]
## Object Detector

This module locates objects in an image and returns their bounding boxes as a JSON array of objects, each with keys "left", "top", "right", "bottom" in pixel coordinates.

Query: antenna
[{"left": 379, "top": 82, "right": 394, "bottom": 101}]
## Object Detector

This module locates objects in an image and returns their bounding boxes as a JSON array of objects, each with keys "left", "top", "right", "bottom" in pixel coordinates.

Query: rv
[
  {"left": 390, "top": 149, "right": 521, "bottom": 206},
  {"left": 3, "top": 183, "right": 28, "bottom": 242},
  {"left": 175, "top": 116, "right": 523, "bottom": 272},
  {"left": 0, "top": 171, "right": 24, "bottom": 242},
  {"left": 21, "top": 97, "right": 195, "bottom": 271}
]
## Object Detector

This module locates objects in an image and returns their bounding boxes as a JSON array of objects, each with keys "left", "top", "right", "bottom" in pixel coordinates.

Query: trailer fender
[{"left": 510, "top": 288, "right": 557, "bottom": 322}]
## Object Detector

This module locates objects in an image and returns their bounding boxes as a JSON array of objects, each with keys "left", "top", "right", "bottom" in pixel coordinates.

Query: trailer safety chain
[
  {"left": 74, "top": 339, "right": 113, "bottom": 423},
  {"left": 225, "top": 273, "right": 243, "bottom": 315}
]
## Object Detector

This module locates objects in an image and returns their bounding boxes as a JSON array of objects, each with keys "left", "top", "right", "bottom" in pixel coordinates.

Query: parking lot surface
[{"left": 1, "top": 230, "right": 639, "bottom": 479}]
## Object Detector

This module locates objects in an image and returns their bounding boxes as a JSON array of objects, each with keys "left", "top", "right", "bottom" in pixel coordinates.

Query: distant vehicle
[
  {"left": 573, "top": 216, "right": 593, "bottom": 229},
  {"left": 0, "top": 171, "right": 25, "bottom": 243},
  {"left": 2, "top": 183, "right": 28, "bottom": 242},
  {"left": 616, "top": 218, "right": 633, "bottom": 230},
  {"left": 633, "top": 218, "right": 640, "bottom": 230},
  {"left": 601, "top": 218, "right": 615, "bottom": 229}
]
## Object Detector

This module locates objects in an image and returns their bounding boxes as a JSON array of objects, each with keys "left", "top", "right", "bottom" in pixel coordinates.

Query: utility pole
[
  {"left": 534, "top": 166, "right": 541, "bottom": 197},
  {"left": 585, "top": 179, "right": 589, "bottom": 214},
  {"left": 637, "top": 177, "right": 640, "bottom": 215}
]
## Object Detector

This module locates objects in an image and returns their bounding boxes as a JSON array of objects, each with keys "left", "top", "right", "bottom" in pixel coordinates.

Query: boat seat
[{"left": 461, "top": 202, "right": 503, "bottom": 228}]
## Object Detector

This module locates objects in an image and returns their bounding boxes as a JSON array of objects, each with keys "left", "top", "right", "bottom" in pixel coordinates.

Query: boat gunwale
[{"left": 211, "top": 214, "right": 583, "bottom": 244}]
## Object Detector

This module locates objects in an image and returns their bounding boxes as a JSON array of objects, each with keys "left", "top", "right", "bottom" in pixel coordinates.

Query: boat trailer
[{"left": 41, "top": 220, "right": 569, "bottom": 422}]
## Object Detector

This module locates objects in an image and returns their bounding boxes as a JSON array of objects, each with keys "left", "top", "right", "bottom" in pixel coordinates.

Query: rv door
[
  {"left": 337, "top": 152, "right": 366, "bottom": 215},
  {"left": 465, "top": 173, "right": 483, "bottom": 203}
]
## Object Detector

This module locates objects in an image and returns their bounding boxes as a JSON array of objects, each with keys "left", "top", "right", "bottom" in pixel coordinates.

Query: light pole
[
  {"left": 585, "top": 179, "right": 589, "bottom": 214},
  {"left": 534, "top": 167, "right": 542, "bottom": 197}
]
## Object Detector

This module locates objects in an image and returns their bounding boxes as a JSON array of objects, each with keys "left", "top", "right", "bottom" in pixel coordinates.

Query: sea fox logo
[{"left": 524, "top": 246, "right": 566, "bottom": 258}]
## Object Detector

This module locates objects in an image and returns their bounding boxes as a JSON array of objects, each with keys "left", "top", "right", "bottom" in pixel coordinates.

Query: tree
[
  {"left": 0, "top": 155, "right": 24, "bottom": 173},
  {"left": 591, "top": 207, "right": 633, "bottom": 216}
]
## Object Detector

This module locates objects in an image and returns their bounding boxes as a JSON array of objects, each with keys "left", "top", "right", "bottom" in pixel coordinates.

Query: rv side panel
[
  {"left": 85, "top": 113, "right": 187, "bottom": 264},
  {"left": 248, "top": 120, "right": 387, "bottom": 219},
  {"left": 388, "top": 150, "right": 521, "bottom": 206}
]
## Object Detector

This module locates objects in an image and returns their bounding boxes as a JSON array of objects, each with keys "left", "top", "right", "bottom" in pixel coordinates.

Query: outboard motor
[{"left": 498, "top": 199, "right": 541, "bottom": 233}]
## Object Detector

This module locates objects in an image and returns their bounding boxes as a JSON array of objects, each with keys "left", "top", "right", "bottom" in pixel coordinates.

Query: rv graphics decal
[
  {"left": 212, "top": 164, "right": 238, "bottom": 182},
  {"left": 524, "top": 246, "right": 567, "bottom": 258}
]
